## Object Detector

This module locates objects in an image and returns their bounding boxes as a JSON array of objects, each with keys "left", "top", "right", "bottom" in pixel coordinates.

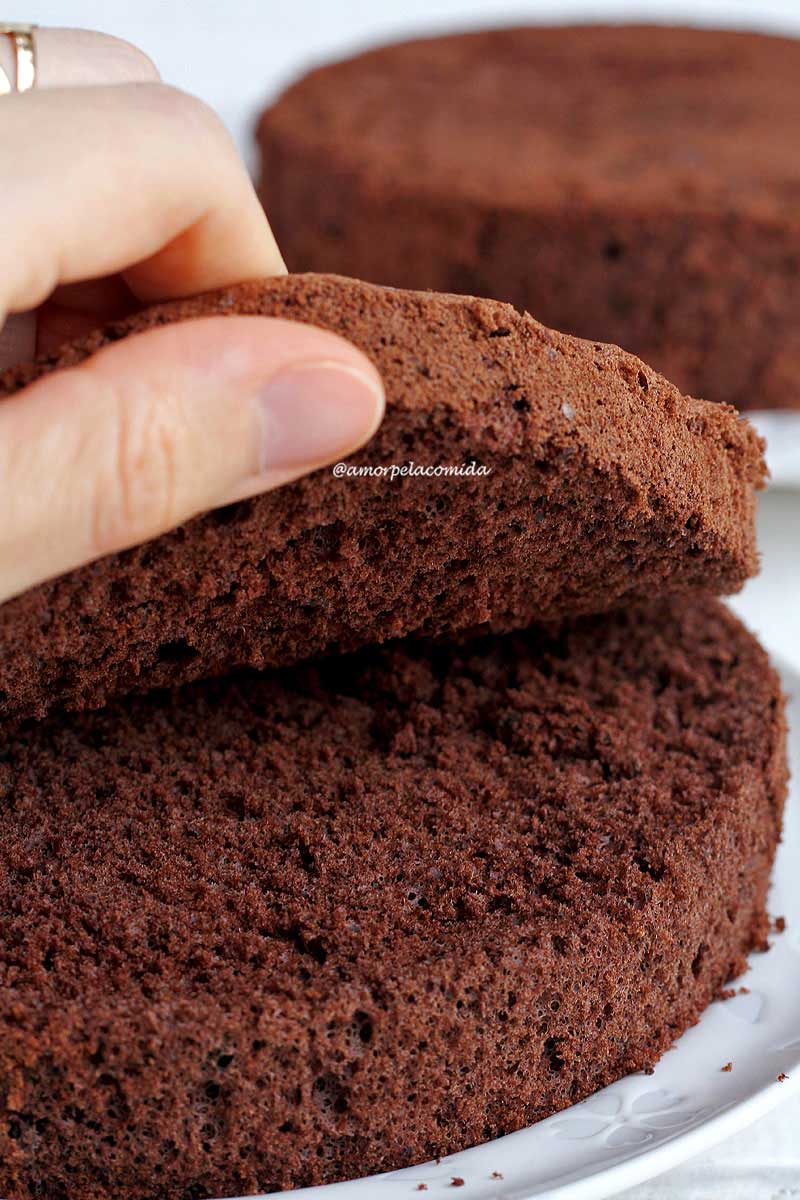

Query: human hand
[{"left": 0, "top": 28, "right": 384, "bottom": 604}]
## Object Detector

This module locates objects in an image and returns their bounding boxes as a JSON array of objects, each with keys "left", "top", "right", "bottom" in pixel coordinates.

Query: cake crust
[
  {"left": 0, "top": 273, "right": 764, "bottom": 721},
  {"left": 257, "top": 26, "right": 800, "bottom": 410},
  {"left": 0, "top": 597, "right": 787, "bottom": 1199}
]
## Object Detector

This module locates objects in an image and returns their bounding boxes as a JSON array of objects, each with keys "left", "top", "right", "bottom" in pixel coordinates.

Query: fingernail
[{"left": 258, "top": 359, "right": 384, "bottom": 472}]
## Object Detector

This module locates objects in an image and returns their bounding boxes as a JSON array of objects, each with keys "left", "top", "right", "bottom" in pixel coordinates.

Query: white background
[{"left": 6, "top": 1, "right": 800, "bottom": 1195}]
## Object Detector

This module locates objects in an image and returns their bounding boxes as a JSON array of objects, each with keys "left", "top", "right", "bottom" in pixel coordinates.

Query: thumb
[{"left": 0, "top": 316, "right": 384, "bottom": 603}]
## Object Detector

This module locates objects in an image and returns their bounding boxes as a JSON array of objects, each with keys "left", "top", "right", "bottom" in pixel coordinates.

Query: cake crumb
[
  {"left": 491, "top": 1171, "right": 504, "bottom": 1179},
  {"left": 451, "top": 1179, "right": 465, "bottom": 1189},
  {"left": 721, "top": 1062, "right": 733, "bottom": 1072},
  {"left": 415, "top": 1186, "right": 428, "bottom": 1192},
  {"left": 739, "top": 986, "right": 750, "bottom": 994},
  {"left": 778, "top": 1072, "right": 788, "bottom": 1082}
]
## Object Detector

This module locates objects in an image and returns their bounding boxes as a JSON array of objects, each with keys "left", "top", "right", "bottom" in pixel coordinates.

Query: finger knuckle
[
  {"left": 140, "top": 83, "right": 229, "bottom": 144},
  {"left": 91, "top": 385, "right": 185, "bottom": 557}
]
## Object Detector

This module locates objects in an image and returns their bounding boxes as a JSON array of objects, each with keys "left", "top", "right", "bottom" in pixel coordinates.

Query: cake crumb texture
[
  {"left": 0, "top": 596, "right": 786, "bottom": 1199},
  {"left": 0, "top": 273, "right": 764, "bottom": 721}
]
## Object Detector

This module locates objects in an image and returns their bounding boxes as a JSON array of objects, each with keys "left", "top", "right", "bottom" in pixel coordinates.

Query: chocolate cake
[
  {"left": 0, "top": 596, "right": 786, "bottom": 1199},
  {"left": 257, "top": 25, "right": 800, "bottom": 411},
  {"left": 0, "top": 273, "right": 765, "bottom": 721}
]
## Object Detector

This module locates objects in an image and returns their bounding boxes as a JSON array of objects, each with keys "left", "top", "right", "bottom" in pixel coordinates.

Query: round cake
[
  {"left": 0, "top": 273, "right": 764, "bottom": 722},
  {"left": 257, "top": 26, "right": 800, "bottom": 411},
  {"left": 0, "top": 596, "right": 786, "bottom": 1199}
]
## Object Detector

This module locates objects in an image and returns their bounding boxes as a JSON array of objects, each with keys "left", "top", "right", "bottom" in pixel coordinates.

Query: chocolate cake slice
[
  {"left": 0, "top": 596, "right": 786, "bottom": 1199},
  {"left": 257, "top": 26, "right": 800, "bottom": 410},
  {"left": 0, "top": 273, "right": 764, "bottom": 721}
]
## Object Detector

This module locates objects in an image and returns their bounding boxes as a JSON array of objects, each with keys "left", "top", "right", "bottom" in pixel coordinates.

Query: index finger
[{"left": 0, "top": 82, "right": 285, "bottom": 320}]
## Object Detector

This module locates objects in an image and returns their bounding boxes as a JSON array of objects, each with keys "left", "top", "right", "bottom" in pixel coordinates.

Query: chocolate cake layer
[
  {"left": 257, "top": 26, "right": 800, "bottom": 410},
  {"left": 0, "top": 274, "right": 764, "bottom": 721},
  {"left": 0, "top": 596, "right": 787, "bottom": 1199}
]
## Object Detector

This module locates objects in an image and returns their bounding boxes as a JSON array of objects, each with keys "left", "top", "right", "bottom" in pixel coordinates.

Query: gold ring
[{"left": 0, "top": 23, "right": 37, "bottom": 94}]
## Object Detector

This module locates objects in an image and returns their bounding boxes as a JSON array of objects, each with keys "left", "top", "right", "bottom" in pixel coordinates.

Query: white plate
[
  {"left": 752, "top": 412, "right": 800, "bottom": 489},
  {"left": 231, "top": 658, "right": 800, "bottom": 1200}
]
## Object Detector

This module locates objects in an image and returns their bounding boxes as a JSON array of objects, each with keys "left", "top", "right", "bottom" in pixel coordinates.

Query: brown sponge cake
[
  {"left": 258, "top": 26, "right": 800, "bottom": 411},
  {"left": 0, "top": 273, "right": 764, "bottom": 721},
  {"left": 0, "top": 596, "right": 787, "bottom": 1199}
]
